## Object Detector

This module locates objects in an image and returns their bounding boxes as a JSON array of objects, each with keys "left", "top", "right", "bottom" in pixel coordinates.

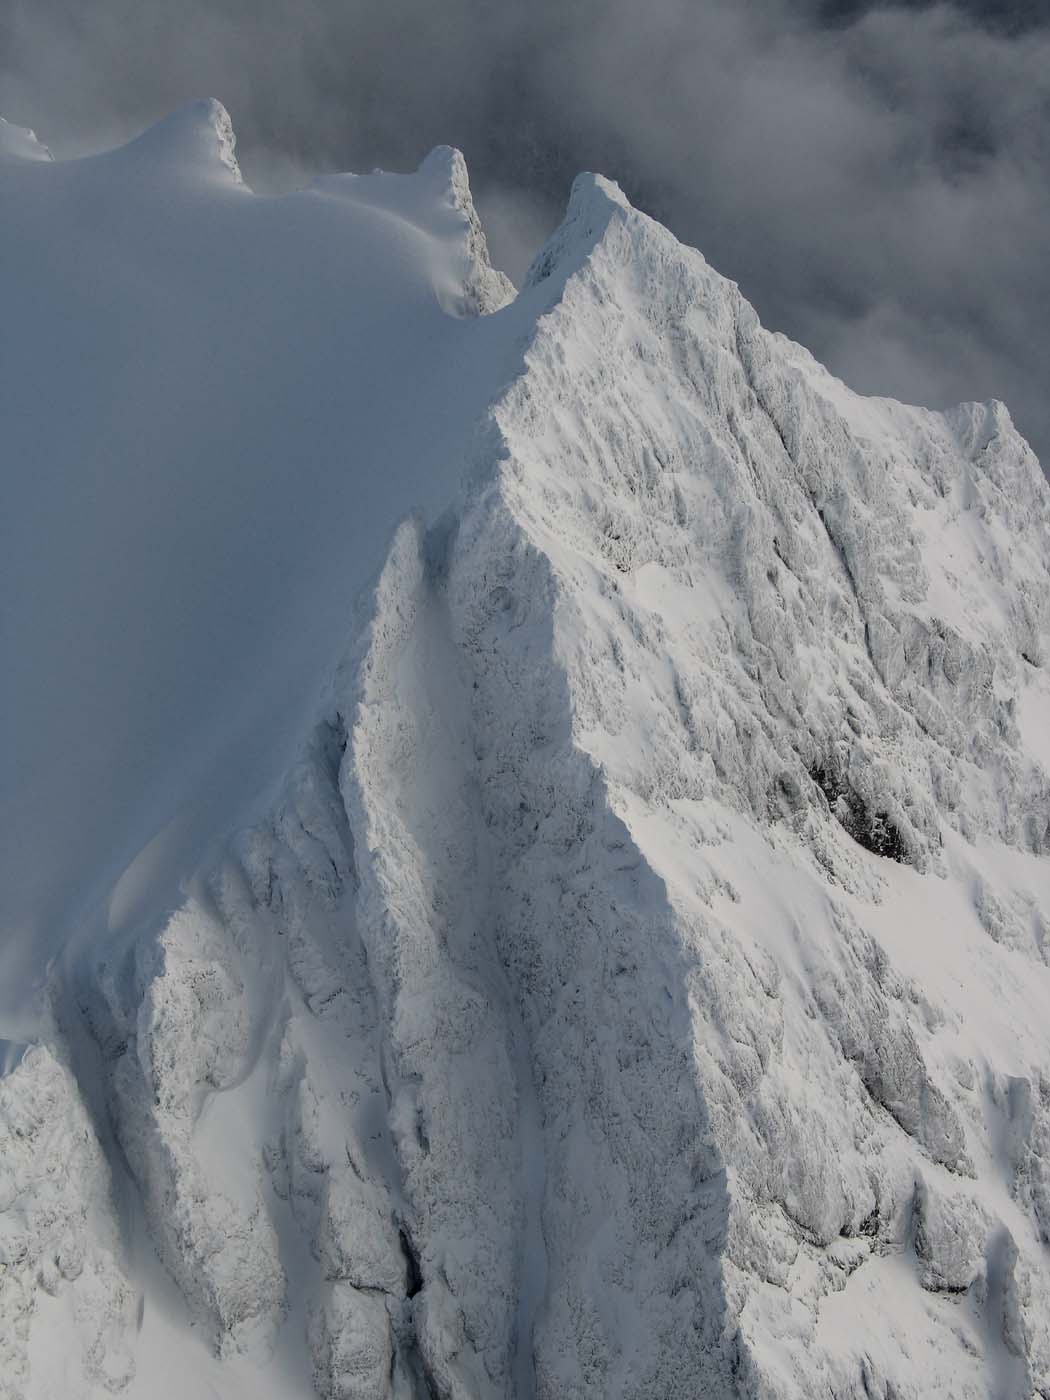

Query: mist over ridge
[{"left": 2, "top": 0, "right": 1049, "bottom": 465}]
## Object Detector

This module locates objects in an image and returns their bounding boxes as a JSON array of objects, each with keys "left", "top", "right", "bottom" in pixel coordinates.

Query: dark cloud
[
  {"left": 1, "top": 0, "right": 1047, "bottom": 467},
  {"left": 819, "top": 0, "right": 1047, "bottom": 35}
]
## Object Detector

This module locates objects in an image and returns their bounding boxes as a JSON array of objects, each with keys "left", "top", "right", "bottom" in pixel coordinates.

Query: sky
[{"left": 1, "top": 0, "right": 1047, "bottom": 466}]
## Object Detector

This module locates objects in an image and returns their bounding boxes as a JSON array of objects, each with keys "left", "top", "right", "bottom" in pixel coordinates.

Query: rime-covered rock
[{"left": 2, "top": 104, "right": 1050, "bottom": 1400}]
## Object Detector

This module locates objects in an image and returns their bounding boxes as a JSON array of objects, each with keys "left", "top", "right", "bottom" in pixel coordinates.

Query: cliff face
[{"left": 2, "top": 105, "right": 1050, "bottom": 1400}]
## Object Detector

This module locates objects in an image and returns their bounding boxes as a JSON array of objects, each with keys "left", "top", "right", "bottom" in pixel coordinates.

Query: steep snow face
[
  {"left": 0, "top": 101, "right": 515, "bottom": 1020},
  {"left": 3, "top": 108, "right": 1050, "bottom": 1400}
]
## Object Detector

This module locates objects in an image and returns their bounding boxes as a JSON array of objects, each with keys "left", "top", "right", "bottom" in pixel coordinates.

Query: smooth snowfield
[
  {"left": 0, "top": 100, "right": 515, "bottom": 1025},
  {"left": 2, "top": 103, "right": 1050, "bottom": 1400}
]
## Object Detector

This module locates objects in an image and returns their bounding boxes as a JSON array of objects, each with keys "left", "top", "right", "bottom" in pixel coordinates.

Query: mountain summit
[{"left": 2, "top": 104, "right": 1049, "bottom": 1400}]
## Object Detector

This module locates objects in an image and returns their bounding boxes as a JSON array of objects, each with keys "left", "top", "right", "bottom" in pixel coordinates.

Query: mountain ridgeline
[{"left": 2, "top": 102, "right": 1050, "bottom": 1400}]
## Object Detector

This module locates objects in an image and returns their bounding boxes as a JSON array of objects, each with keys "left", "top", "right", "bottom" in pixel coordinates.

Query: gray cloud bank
[{"left": 2, "top": 0, "right": 1048, "bottom": 465}]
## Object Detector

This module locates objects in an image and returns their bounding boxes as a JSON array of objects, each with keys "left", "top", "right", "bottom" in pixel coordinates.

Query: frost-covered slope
[{"left": 2, "top": 105, "right": 1050, "bottom": 1400}]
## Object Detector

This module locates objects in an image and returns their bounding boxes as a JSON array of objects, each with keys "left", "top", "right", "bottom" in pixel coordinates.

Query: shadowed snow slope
[{"left": 2, "top": 104, "right": 1050, "bottom": 1400}]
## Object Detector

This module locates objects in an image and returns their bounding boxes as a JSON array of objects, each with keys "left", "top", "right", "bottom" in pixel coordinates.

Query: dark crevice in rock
[
  {"left": 810, "top": 761, "right": 910, "bottom": 864},
  {"left": 399, "top": 1227, "right": 423, "bottom": 1299}
]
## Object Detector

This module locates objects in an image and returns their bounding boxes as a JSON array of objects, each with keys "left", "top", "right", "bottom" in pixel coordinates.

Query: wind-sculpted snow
[{"left": 2, "top": 106, "right": 1050, "bottom": 1400}]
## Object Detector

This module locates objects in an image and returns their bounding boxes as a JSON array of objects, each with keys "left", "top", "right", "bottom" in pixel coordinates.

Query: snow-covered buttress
[{"left": 2, "top": 101, "right": 1050, "bottom": 1400}]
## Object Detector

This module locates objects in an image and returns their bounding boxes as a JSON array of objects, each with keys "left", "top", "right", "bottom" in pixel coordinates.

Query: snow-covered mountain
[{"left": 2, "top": 100, "right": 1050, "bottom": 1400}]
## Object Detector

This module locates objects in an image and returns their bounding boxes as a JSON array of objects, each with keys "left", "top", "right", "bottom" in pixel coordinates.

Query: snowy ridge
[
  {"left": 112, "top": 98, "right": 244, "bottom": 184},
  {"left": 0, "top": 116, "right": 52, "bottom": 162},
  {"left": 2, "top": 107, "right": 1050, "bottom": 1399}
]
